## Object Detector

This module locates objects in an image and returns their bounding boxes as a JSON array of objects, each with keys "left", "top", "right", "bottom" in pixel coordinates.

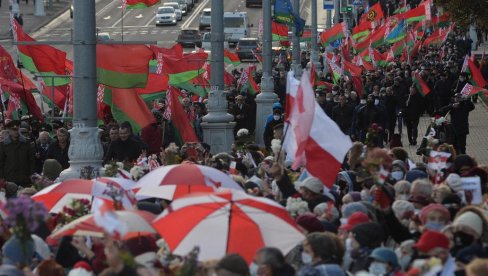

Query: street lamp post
[
  {"left": 255, "top": 0, "right": 278, "bottom": 146},
  {"left": 59, "top": 0, "right": 103, "bottom": 180},
  {"left": 201, "top": 0, "right": 235, "bottom": 154},
  {"left": 291, "top": 0, "right": 301, "bottom": 78},
  {"left": 310, "top": 0, "right": 321, "bottom": 70},
  {"left": 35, "top": 0, "right": 45, "bottom": 16}
]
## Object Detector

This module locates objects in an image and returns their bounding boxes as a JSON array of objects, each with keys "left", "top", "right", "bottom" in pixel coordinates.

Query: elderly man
[
  {"left": 0, "top": 120, "right": 35, "bottom": 187},
  {"left": 34, "top": 131, "right": 52, "bottom": 173}
]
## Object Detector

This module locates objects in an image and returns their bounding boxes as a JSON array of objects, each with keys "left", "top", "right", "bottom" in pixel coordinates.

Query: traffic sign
[
  {"left": 323, "top": 0, "right": 334, "bottom": 10},
  {"left": 352, "top": 0, "right": 363, "bottom": 6}
]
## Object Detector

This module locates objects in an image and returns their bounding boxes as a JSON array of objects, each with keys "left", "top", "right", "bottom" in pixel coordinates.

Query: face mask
[
  {"left": 327, "top": 76, "right": 332, "bottom": 80},
  {"left": 454, "top": 231, "right": 475, "bottom": 248},
  {"left": 345, "top": 93, "right": 350, "bottom": 98},
  {"left": 360, "top": 99, "right": 367, "bottom": 105},
  {"left": 273, "top": 115, "right": 280, "bottom": 121},
  {"left": 369, "top": 261, "right": 388, "bottom": 275},
  {"left": 424, "top": 221, "right": 445, "bottom": 231},
  {"left": 391, "top": 171, "right": 404, "bottom": 181},
  {"left": 374, "top": 99, "right": 380, "bottom": 106},
  {"left": 345, "top": 238, "right": 353, "bottom": 251},
  {"left": 397, "top": 194, "right": 409, "bottom": 201},
  {"left": 249, "top": 262, "right": 259, "bottom": 276},
  {"left": 326, "top": 98, "right": 332, "bottom": 102},
  {"left": 301, "top": 252, "right": 313, "bottom": 264},
  {"left": 460, "top": 77, "right": 466, "bottom": 82},
  {"left": 332, "top": 91, "right": 338, "bottom": 95}
]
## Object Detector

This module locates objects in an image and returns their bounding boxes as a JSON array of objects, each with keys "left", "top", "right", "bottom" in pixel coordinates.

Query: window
[
  {"left": 224, "top": 17, "right": 244, "bottom": 28},
  {"left": 158, "top": 8, "right": 173, "bottom": 14},
  {"left": 203, "top": 11, "right": 211, "bottom": 16}
]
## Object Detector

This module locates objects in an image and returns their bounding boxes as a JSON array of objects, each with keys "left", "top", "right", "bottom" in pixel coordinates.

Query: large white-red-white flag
[{"left": 283, "top": 71, "right": 352, "bottom": 189}]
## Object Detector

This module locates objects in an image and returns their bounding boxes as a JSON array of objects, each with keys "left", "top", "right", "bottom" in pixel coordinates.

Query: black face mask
[{"left": 451, "top": 231, "right": 475, "bottom": 256}]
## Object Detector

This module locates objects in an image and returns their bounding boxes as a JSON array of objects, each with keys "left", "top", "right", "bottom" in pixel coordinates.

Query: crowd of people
[{"left": 1, "top": 0, "right": 488, "bottom": 275}]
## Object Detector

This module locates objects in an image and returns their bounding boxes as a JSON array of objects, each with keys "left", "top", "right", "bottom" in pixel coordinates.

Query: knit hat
[
  {"left": 302, "top": 177, "right": 324, "bottom": 194},
  {"left": 370, "top": 247, "right": 399, "bottom": 267},
  {"left": 445, "top": 173, "right": 463, "bottom": 193},
  {"left": 419, "top": 204, "right": 450, "bottom": 225},
  {"left": 406, "top": 170, "right": 428, "bottom": 183},
  {"left": 392, "top": 200, "right": 415, "bottom": 220},
  {"left": 296, "top": 213, "right": 325, "bottom": 233},
  {"left": 348, "top": 191, "right": 362, "bottom": 202},
  {"left": 414, "top": 230, "right": 449, "bottom": 253},
  {"left": 351, "top": 222, "right": 385, "bottom": 248},
  {"left": 42, "top": 159, "right": 63, "bottom": 180},
  {"left": 453, "top": 211, "right": 483, "bottom": 239},
  {"left": 67, "top": 261, "right": 93, "bottom": 276},
  {"left": 392, "top": 160, "right": 407, "bottom": 174},
  {"left": 342, "top": 202, "right": 369, "bottom": 219},
  {"left": 453, "top": 154, "right": 476, "bottom": 174},
  {"left": 340, "top": 212, "right": 370, "bottom": 231}
]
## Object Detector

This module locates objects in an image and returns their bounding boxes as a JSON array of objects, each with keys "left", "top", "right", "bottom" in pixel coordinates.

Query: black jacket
[
  {"left": 0, "top": 136, "right": 35, "bottom": 185},
  {"left": 104, "top": 138, "right": 142, "bottom": 164},
  {"left": 46, "top": 140, "right": 70, "bottom": 169},
  {"left": 440, "top": 100, "right": 475, "bottom": 135}
]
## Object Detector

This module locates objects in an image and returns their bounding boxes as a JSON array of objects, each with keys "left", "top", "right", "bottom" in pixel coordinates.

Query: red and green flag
[
  {"left": 354, "top": 24, "right": 387, "bottom": 53},
  {"left": 360, "top": 2, "right": 384, "bottom": 25},
  {"left": 0, "top": 79, "right": 44, "bottom": 121},
  {"left": 165, "top": 86, "right": 198, "bottom": 144},
  {"left": 301, "top": 30, "right": 312, "bottom": 42},
  {"left": 352, "top": 21, "right": 371, "bottom": 42},
  {"left": 320, "top": 22, "right": 346, "bottom": 46},
  {"left": 123, "top": 0, "right": 160, "bottom": 10},
  {"left": 393, "top": 3, "right": 407, "bottom": 14},
  {"left": 462, "top": 56, "right": 488, "bottom": 88},
  {"left": 162, "top": 52, "right": 208, "bottom": 85},
  {"left": 224, "top": 49, "right": 241, "bottom": 66},
  {"left": 103, "top": 86, "right": 155, "bottom": 133},
  {"left": 238, "top": 65, "right": 260, "bottom": 95},
  {"left": 272, "top": 21, "right": 289, "bottom": 41},
  {"left": 343, "top": 60, "right": 363, "bottom": 77},
  {"left": 433, "top": 13, "right": 450, "bottom": 29},
  {"left": 97, "top": 45, "right": 153, "bottom": 89},
  {"left": 412, "top": 71, "right": 431, "bottom": 96},
  {"left": 385, "top": 19, "right": 406, "bottom": 44},
  {"left": 391, "top": 41, "right": 406, "bottom": 57},
  {"left": 459, "top": 83, "right": 488, "bottom": 98},
  {"left": 400, "top": 5, "right": 426, "bottom": 23},
  {"left": 13, "top": 20, "right": 69, "bottom": 87}
]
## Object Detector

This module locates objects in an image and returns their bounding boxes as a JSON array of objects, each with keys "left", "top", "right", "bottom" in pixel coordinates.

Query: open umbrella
[
  {"left": 32, "top": 179, "right": 136, "bottom": 213},
  {"left": 134, "top": 163, "right": 243, "bottom": 200},
  {"left": 50, "top": 210, "right": 156, "bottom": 240},
  {"left": 152, "top": 190, "right": 305, "bottom": 264}
]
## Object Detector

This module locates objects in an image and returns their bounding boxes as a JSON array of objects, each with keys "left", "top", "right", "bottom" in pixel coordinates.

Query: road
[{"left": 3, "top": 0, "right": 311, "bottom": 60}]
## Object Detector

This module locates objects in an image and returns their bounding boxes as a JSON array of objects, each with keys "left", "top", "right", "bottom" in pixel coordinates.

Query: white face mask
[
  {"left": 332, "top": 91, "right": 338, "bottom": 95},
  {"left": 397, "top": 194, "right": 409, "bottom": 201},
  {"left": 369, "top": 261, "right": 388, "bottom": 275},
  {"left": 391, "top": 171, "right": 404, "bottom": 181},
  {"left": 249, "top": 262, "right": 259, "bottom": 276},
  {"left": 301, "top": 251, "right": 313, "bottom": 264},
  {"left": 360, "top": 99, "right": 367, "bottom": 104},
  {"left": 345, "top": 238, "right": 353, "bottom": 251},
  {"left": 374, "top": 99, "right": 380, "bottom": 106},
  {"left": 273, "top": 115, "right": 280, "bottom": 121}
]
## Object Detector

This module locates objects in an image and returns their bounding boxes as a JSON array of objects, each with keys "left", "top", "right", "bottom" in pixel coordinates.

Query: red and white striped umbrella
[
  {"left": 32, "top": 179, "right": 136, "bottom": 213},
  {"left": 134, "top": 163, "right": 243, "bottom": 200},
  {"left": 152, "top": 190, "right": 305, "bottom": 264},
  {"left": 49, "top": 210, "right": 156, "bottom": 240},
  {"left": 95, "top": 177, "right": 137, "bottom": 191}
]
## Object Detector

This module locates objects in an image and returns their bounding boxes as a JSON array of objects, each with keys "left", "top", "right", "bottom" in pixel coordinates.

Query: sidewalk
[{"left": 0, "top": 0, "right": 70, "bottom": 40}]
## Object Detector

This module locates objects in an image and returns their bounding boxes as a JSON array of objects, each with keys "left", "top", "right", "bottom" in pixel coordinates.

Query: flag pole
[{"left": 121, "top": 6, "right": 125, "bottom": 42}]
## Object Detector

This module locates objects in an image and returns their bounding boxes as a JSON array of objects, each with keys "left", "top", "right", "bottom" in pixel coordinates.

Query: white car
[
  {"left": 201, "top": 32, "right": 229, "bottom": 51},
  {"left": 155, "top": 6, "right": 177, "bottom": 26},
  {"left": 163, "top": 2, "right": 182, "bottom": 21},
  {"left": 199, "top": 8, "right": 211, "bottom": 30}
]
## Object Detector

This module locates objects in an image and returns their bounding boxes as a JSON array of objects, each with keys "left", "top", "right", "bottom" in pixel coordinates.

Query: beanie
[
  {"left": 414, "top": 230, "right": 450, "bottom": 253},
  {"left": 419, "top": 204, "right": 450, "bottom": 225},
  {"left": 392, "top": 200, "right": 415, "bottom": 220},
  {"left": 302, "top": 177, "right": 324, "bottom": 194},
  {"left": 351, "top": 222, "right": 385, "bottom": 248},
  {"left": 453, "top": 211, "right": 483, "bottom": 239},
  {"left": 296, "top": 213, "right": 325, "bottom": 233},
  {"left": 342, "top": 202, "right": 368, "bottom": 219},
  {"left": 42, "top": 159, "right": 63, "bottom": 180}
]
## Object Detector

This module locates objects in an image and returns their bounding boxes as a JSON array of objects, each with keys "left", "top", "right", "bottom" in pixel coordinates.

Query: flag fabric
[
  {"left": 391, "top": 41, "right": 406, "bottom": 57},
  {"left": 385, "top": 19, "right": 406, "bottom": 44},
  {"left": 272, "top": 21, "right": 289, "bottom": 41},
  {"left": 273, "top": 0, "right": 305, "bottom": 35},
  {"left": 103, "top": 86, "right": 155, "bottom": 133},
  {"left": 400, "top": 5, "right": 426, "bottom": 23},
  {"left": 301, "top": 30, "right": 312, "bottom": 42},
  {"left": 412, "top": 71, "right": 431, "bottom": 96},
  {"left": 466, "top": 57, "right": 488, "bottom": 88},
  {"left": 343, "top": 60, "right": 363, "bottom": 77},
  {"left": 355, "top": 55, "right": 375, "bottom": 71},
  {"left": 124, "top": 0, "right": 160, "bottom": 9},
  {"left": 97, "top": 45, "right": 153, "bottom": 88},
  {"left": 161, "top": 52, "right": 208, "bottom": 85},
  {"left": 360, "top": 2, "right": 384, "bottom": 24},
  {"left": 240, "top": 65, "right": 260, "bottom": 95},
  {"left": 328, "top": 60, "right": 343, "bottom": 84},
  {"left": 459, "top": 83, "right": 488, "bottom": 98},
  {"left": 165, "top": 86, "right": 198, "bottom": 144},
  {"left": 433, "top": 13, "right": 450, "bottom": 29},
  {"left": 0, "top": 79, "right": 44, "bottom": 121},
  {"left": 283, "top": 72, "right": 352, "bottom": 188},
  {"left": 354, "top": 24, "right": 387, "bottom": 53},
  {"left": 13, "top": 20, "right": 69, "bottom": 87},
  {"left": 223, "top": 49, "right": 241, "bottom": 66},
  {"left": 352, "top": 21, "right": 371, "bottom": 42},
  {"left": 320, "top": 22, "right": 346, "bottom": 46},
  {"left": 0, "top": 46, "right": 20, "bottom": 81},
  {"left": 393, "top": 3, "right": 407, "bottom": 14}
]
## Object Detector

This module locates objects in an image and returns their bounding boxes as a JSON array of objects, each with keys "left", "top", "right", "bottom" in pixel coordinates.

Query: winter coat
[{"left": 0, "top": 136, "right": 35, "bottom": 186}]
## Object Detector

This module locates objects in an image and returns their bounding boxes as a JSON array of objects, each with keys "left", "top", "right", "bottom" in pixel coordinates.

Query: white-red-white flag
[{"left": 93, "top": 198, "right": 128, "bottom": 238}]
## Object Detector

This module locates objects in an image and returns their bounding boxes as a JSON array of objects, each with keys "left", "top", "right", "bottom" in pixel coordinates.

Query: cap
[
  {"left": 302, "top": 177, "right": 324, "bottom": 194},
  {"left": 414, "top": 230, "right": 450, "bottom": 253},
  {"left": 340, "top": 212, "right": 369, "bottom": 231}
]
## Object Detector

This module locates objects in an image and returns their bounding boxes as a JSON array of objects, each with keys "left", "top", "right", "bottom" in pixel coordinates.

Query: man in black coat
[
  {"left": 232, "top": 95, "right": 251, "bottom": 136},
  {"left": 439, "top": 94, "right": 475, "bottom": 154},
  {"left": 404, "top": 86, "right": 425, "bottom": 146},
  {"left": 104, "top": 124, "right": 142, "bottom": 164},
  {"left": 332, "top": 95, "right": 353, "bottom": 135}
]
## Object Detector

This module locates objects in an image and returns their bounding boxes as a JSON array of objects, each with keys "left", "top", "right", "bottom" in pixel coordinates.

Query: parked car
[
  {"left": 236, "top": 37, "right": 261, "bottom": 61},
  {"left": 246, "top": 0, "right": 262, "bottom": 7},
  {"left": 201, "top": 32, "right": 229, "bottom": 51},
  {"left": 176, "top": 29, "right": 202, "bottom": 47},
  {"left": 174, "top": 0, "right": 189, "bottom": 15},
  {"left": 199, "top": 8, "right": 211, "bottom": 30},
  {"left": 163, "top": 2, "right": 183, "bottom": 21},
  {"left": 155, "top": 6, "right": 177, "bottom": 26},
  {"left": 97, "top": 32, "right": 111, "bottom": 41}
]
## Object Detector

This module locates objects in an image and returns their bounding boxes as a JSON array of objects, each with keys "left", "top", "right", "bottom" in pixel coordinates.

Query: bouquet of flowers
[
  {"left": 4, "top": 196, "right": 48, "bottom": 257},
  {"left": 157, "top": 238, "right": 201, "bottom": 275},
  {"left": 235, "top": 128, "right": 254, "bottom": 152},
  {"left": 163, "top": 143, "right": 182, "bottom": 165},
  {"left": 285, "top": 197, "right": 309, "bottom": 218},
  {"left": 103, "top": 162, "right": 125, "bottom": 177},
  {"left": 53, "top": 198, "right": 91, "bottom": 228}
]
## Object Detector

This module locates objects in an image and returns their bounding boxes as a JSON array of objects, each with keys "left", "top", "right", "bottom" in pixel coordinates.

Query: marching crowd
[{"left": 1, "top": 0, "right": 488, "bottom": 275}]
